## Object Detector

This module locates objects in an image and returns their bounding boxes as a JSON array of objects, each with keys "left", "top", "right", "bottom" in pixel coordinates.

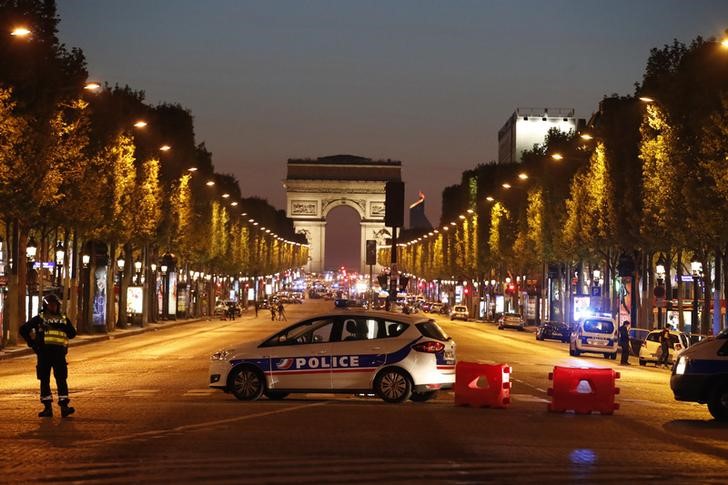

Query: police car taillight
[{"left": 413, "top": 341, "right": 445, "bottom": 353}]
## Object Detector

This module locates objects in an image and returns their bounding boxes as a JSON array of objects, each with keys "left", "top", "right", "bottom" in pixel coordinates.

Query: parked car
[
  {"left": 429, "top": 303, "right": 444, "bottom": 314},
  {"left": 536, "top": 320, "right": 570, "bottom": 342},
  {"left": 498, "top": 312, "right": 526, "bottom": 331},
  {"left": 569, "top": 316, "right": 618, "bottom": 359},
  {"left": 214, "top": 301, "right": 227, "bottom": 316},
  {"left": 450, "top": 305, "right": 469, "bottom": 321},
  {"left": 638, "top": 329, "right": 690, "bottom": 366},
  {"left": 209, "top": 310, "right": 456, "bottom": 403},
  {"left": 628, "top": 328, "right": 650, "bottom": 356}
]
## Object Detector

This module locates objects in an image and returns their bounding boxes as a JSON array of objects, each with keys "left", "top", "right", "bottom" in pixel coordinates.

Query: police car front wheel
[
  {"left": 374, "top": 368, "right": 412, "bottom": 403},
  {"left": 707, "top": 382, "right": 728, "bottom": 421},
  {"left": 230, "top": 366, "right": 264, "bottom": 401}
]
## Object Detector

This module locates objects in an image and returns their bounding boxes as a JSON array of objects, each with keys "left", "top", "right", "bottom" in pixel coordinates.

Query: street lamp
[
  {"left": 134, "top": 257, "right": 142, "bottom": 285},
  {"left": 10, "top": 27, "right": 31, "bottom": 37},
  {"left": 690, "top": 257, "right": 702, "bottom": 334},
  {"left": 26, "top": 236, "right": 37, "bottom": 261}
]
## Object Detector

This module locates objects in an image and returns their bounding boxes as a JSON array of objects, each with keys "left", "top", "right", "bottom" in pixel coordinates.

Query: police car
[
  {"left": 569, "top": 316, "right": 618, "bottom": 359},
  {"left": 209, "top": 311, "right": 456, "bottom": 403},
  {"left": 670, "top": 328, "right": 728, "bottom": 421}
]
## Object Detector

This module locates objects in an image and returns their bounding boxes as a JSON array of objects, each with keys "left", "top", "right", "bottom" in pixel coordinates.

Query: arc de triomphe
[{"left": 284, "top": 155, "right": 401, "bottom": 274}]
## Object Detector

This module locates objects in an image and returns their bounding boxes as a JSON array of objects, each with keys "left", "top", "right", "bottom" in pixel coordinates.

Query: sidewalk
[{"left": 0, "top": 315, "right": 217, "bottom": 361}]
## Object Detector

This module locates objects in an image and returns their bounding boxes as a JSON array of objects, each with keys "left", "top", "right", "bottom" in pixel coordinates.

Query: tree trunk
[
  {"left": 106, "top": 241, "right": 116, "bottom": 333},
  {"left": 67, "top": 229, "right": 77, "bottom": 325}
]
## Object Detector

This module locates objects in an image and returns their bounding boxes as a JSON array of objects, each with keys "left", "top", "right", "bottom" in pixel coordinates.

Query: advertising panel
[
  {"left": 455, "top": 285, "right": 464, "bottom": 304},
  {"left": 167, "top": 272, "right": 177, "bottom": 316},
  {"left": 93, "top": 266, "right": 107, "bottom": 326},
  {"left": 495, "top": 295, "right": 504, "bottom": 314},
  {"left": 177, "top": 286, "right": 188, "bottom": 313},
  {"left": 526, "top": 297, "right": 537, "bottom": 319},
  {"left": 573, "top": 296, "right": 591, "bottom": 322},
  {"left": 126, "top": 286, "right": 143, "bottom": 315}
]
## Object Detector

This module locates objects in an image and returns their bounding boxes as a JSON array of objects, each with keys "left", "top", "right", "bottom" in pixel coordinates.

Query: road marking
[
  {"left": 183, "top": 389, "right": 217, "bottom": 396},
  {"left": 85, "top": 401, "right": 328, "bottom": 445},
  {"left": 124, "top": 389, "right": 160, "bottom": 396},
  {"left": 510, "top": 393, "right": 550, "bottom": 403}
]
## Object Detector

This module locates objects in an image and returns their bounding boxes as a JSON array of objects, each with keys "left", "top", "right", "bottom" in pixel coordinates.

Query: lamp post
[
  {"left": 160, "top": 263, "right": 168, "bottom": 319},
  {"left": 134, "top": 257, "right": 142, "bottom": 285},
  {"left": 116, "top": 254, "right": 125, "bottom": 328},
  {"left": 655, "top": 254, "right": 666, "bottom": 328},
  {"left": 690, "top": 258, "right": 702, "bottom": 334},
  {"left": 54, "top": 241, "right": 65, "bottom": 288},
  {"left": 26, "top": 237, "right": 37, "bottom": 317}
]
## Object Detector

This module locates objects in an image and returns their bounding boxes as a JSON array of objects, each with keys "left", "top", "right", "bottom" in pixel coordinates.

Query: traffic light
[
  {"left": 617, "top": 253, "right": 635, "bottom": 277},
  {"left": 365, "top": 239, "right": 377, "bottom": 266},
  {"left": 384, "top": 181, "right": 405, "bottom": 227}
]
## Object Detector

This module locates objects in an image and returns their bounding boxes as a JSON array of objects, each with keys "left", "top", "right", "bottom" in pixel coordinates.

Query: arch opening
[{"left": 325, "top": 205, "right": 361, "bottom": 272}]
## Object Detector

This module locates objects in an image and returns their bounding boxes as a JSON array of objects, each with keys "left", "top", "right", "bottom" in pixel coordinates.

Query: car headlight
[
  {"left": 210, "top": 350, "right": 230, "bottom": 361},
  {"left": 675, "top": 356, "right": 688, "bottom": 375}
]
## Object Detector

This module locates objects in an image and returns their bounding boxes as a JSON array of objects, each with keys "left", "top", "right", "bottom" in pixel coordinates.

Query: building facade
[{"left": 498, "top": 107, "right": 579, "bottom": 164}]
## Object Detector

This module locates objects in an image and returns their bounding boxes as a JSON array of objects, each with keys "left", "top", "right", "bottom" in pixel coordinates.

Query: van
[
  {"left": 569, "top": 316, "right": 618, "bottom": 359},
  {"left": 670, "top": 328, "right": 728, "bottom": 421}
]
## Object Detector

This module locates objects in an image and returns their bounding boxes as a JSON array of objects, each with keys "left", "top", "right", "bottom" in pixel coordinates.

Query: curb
[{"left": 0, "top": 316, "right": 210, "bottom": 361}]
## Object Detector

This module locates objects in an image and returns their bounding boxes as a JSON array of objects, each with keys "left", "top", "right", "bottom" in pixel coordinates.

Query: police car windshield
[{"left": 583, "top": 319, "right": 614, "bottom": 334}]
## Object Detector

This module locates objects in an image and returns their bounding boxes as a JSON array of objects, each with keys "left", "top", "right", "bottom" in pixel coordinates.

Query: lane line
[{"left": 85, "top": 401, "right": 328, "bottom": 445}]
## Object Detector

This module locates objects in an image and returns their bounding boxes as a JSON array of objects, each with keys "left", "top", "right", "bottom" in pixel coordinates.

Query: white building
[{"left": 498, "top": 107, "right": 580, "bottom": 164}]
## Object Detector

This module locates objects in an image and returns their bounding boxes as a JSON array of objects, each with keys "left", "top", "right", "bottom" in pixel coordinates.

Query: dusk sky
[{"left": 57, "top": 1, "right": 728, "bottom": 269}]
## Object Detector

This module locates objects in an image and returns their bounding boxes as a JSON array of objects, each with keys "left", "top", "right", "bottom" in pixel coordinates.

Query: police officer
[
  {"left": 19, "top": 294, "right": 77, "bottom": 417},
  {"left": 619, "top": 320, "right": 631, "bottom": 365}
]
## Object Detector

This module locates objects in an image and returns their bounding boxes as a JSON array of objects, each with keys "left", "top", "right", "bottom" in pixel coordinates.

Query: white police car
[
  {"left": 569, "top": 316, "right": 618, "bottom": 359},
  {"left": 209, "top": 311, "right": 456, "bottom": 403},
  {"left": 670, "top": 328, "right": 728, "bottom": 421}
]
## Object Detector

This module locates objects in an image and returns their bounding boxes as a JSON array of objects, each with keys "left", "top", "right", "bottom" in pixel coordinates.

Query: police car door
[
  {"left": 267, "top": 317, "right": 335, "bottom": 391},
  {"left": 330, "top": 316, "right": 392, "bottom": 391}
]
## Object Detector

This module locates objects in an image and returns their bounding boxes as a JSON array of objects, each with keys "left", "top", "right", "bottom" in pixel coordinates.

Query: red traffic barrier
[
  {"left": 454, "top": 361, "right": 511, "bottom": 408},
  {"left": 547, "top": 366, "right": 620, "bottom": 415}
]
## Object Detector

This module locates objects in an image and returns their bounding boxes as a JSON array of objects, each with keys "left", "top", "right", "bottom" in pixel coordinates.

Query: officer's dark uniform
[{"left": 19, "top": 295, "right": 77, "bottom": 417}]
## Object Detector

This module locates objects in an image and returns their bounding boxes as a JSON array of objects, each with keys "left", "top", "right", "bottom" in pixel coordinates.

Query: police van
[{"left": 670, "top": 328, "right": 728, "bottom": 421}]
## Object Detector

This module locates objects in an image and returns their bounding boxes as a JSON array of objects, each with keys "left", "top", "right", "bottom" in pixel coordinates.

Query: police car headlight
[
  {"left": 211, "top": 350, "right": 230, "bottom": 361},
  {"left": 675, "top": 356, "right": 688, "bottom": 375}
]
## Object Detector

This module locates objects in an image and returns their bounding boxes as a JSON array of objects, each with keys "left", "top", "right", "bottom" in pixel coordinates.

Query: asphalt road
[{"left": 1, "top": 299, "right": 726, "bottom": 484}]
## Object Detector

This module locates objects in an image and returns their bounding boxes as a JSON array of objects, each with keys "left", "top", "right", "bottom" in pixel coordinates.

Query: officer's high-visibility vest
[{"left": 41, "top": 313, "right": 69, "bottom": 347}]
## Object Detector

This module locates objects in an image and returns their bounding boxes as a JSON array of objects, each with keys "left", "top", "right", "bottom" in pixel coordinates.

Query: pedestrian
[
  {"left": 658, "top": 327, "right": 671, "bottom": 368},
  {"left": 270, "top": 304, "right": 277, "bottom": 321},
  {"left": 277, "top": 302, "right": 287, "bottom": 321},
  {"left": 619, "top": 320, "right": 631, "bottom": 365},
  {"left": 19, "top": 294, "right": 77, "bottom": 418}
]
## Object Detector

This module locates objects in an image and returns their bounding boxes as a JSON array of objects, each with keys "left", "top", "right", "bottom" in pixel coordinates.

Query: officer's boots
[
  {"left": 60, "top": 401, "right": 75, "bottom": 418},
  {"left": 38, "top": 402, "right": 53, "bottom": 418}
]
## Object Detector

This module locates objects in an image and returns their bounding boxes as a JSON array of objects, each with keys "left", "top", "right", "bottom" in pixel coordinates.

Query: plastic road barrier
[
  {"left": 454, "top": 361, "right": 512, "bottom": 408},
  {"left": 547, "top": 366, "right": 620, "bottom": 415}
]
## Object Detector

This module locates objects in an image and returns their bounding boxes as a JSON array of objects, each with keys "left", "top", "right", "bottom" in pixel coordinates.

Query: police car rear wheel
[
  {"left": 374, "top": 368, "right": 412, "bottom": 403},
  {"left": 707, "top": 382, "right": 728, "bottom": 421},
  {"left": 230, "top": 366, "right": 264, "bottom": 401},
  {"left": 410, "top": 390, "right": 438, "bottom": 402}
]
